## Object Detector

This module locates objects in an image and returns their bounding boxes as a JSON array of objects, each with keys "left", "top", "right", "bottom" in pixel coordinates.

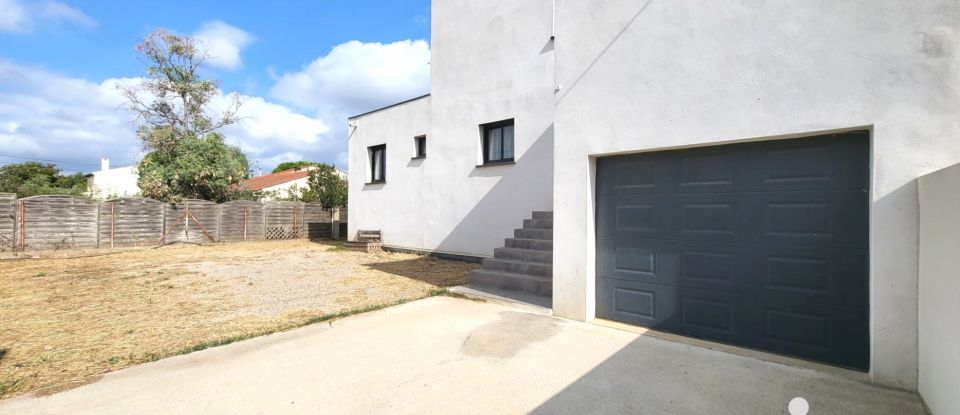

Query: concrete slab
[{"left": 0, "top": 296, "right": 924, "bottom": 415}]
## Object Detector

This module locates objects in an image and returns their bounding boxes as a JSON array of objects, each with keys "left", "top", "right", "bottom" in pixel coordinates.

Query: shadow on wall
[
  {"left": 362, "top": 257, "right": 479, "bottom": 287},
  {"left": 433, "top": 124, "right": 555, "bottom": 256}
]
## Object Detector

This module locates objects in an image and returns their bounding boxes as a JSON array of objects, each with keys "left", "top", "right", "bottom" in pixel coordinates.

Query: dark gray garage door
[{"left": 596, "top": 131, "right": 869, "bottom": 370}]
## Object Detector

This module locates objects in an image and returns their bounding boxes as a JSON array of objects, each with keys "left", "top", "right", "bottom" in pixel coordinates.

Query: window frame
[
  {"left": 413, "top": 135, "right": 427, "bottom": 159},
  {"left": 368, "top": 144, "right": 386, "bottom": 184},
  {"left": 481, "top": 119, "right": 515, "bottom": 165}
]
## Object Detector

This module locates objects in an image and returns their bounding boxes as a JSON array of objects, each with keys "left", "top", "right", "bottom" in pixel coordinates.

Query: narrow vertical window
[
  {"left": 369, "top": 144, "right": 386, "bottom": 183},
  {"left": 481, "top": 119, "right": 515, "bottom": 164},
  {"left": 414, "top": 135, "right": 427, "bottom": 158}
]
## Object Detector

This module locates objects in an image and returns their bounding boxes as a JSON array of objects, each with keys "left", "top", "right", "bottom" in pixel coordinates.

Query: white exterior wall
[
  {"left": 347, "top": 0, "right": 555, "bottom": 256},
  {"left": 918, "top": 163, "right": 960, "bottom": 414},
  {"left": 88, "top": 166, "right": 140, "bottom": 199},
  {"left": 551, "top": 0, "right": 960, "bottom": 390},
  {"left": 348, "top": 96, "right": 432, "bottom": 247},
  {"left": 260, "top": 176, "right": 311, "bottom": 201}
]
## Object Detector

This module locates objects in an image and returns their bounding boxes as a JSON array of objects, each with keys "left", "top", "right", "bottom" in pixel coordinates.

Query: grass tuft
[{"left": 0, "top": 377, "right": 23, "bottom": 397}]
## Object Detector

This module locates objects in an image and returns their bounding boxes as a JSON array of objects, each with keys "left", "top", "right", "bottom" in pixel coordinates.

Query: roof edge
[{"left": 348, "top": 94, "right": 431, "bottom": 120}]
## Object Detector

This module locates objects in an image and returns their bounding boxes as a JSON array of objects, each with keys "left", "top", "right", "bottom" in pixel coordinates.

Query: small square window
[
  {"left": 368, "top": 144, "right": 386, "bottom": 183},
  {"left": 414, "top": 135, "right": 426, "bottom": 158},
  {"left": 481, "top": 119, "right": 514, "bottom": 164}
]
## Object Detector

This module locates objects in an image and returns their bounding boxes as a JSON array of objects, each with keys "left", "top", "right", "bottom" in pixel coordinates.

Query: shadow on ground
[
  {"left": 528, "top": 333, "right": 925, "bottom": 415},
  {"left": 363, "top": 257, "right": 477, "bottom": 287}
]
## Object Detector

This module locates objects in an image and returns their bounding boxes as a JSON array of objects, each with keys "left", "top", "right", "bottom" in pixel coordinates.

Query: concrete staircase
[{"left": 469, "top": 211, "right": 553, "bottom": 300}]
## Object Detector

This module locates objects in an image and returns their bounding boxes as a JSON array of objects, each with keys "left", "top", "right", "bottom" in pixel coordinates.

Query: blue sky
[{"left": 0, "top": 0, "right": 432, "bottom": 173}]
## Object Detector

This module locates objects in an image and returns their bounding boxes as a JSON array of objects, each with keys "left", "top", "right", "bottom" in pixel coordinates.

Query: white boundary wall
[{"left": 918, "top": 163, "right": 960, "bottom": 413}]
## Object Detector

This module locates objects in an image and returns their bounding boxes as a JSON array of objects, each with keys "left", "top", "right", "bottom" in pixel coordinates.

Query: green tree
[
  {"left": 120, "top": 29, "right": 248, "bottom": 203},
  {"left": 137, "top": 133, "right": 249, "bottom": 202},
  {"left": 0, "top": 162, "right": 88, "bottom": 197},
  {"left": 272, "top": 161, "right": 317, "bottom": 173},
  {"left": 300, "top": 164, "right": 347, "bottom": 208}
]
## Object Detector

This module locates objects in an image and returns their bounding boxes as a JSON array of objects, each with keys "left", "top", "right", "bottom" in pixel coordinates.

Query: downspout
[{"left": 551, "top": 0, "right": 556, "bottom": 40}]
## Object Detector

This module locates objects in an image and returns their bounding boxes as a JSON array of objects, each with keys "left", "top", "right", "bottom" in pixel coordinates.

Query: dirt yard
[{"left": 0, "top": 240, "right": 478, "bottom": 398}]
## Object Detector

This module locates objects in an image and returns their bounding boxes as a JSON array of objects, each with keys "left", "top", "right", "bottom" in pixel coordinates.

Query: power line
[
  {"left": 0, "top": 154, "right": 133, "bottom": 168},
  {"left": 0, "top": 154, "right": 101, "bottom": 167}
]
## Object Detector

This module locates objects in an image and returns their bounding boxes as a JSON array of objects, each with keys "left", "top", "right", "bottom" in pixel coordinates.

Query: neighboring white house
[
  {"left": 241, "top": 166, "right": 346, "bottom": 201},
  {"left": 86, "top": 158, "right": 140, "bottom": 199},
  {"left": 347, "top": 0, "right": 960, "bottom": 406}
]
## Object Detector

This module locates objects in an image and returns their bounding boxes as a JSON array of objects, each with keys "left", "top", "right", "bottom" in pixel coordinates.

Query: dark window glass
[
  {"left": 482, "top": 119, "right": 515, "bottom": 164},
  {"left": 369, "top": 144, "right": 386, "bottom": 183},
  {"left": 414, "top": 136, "right": 426, "bottom": 158}
]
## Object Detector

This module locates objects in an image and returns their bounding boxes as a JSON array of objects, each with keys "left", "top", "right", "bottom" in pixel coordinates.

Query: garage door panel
[
  {"left": 676, "top": 287, "right": 755, "bottom": 345},
  {"left": 598, "top": 153, "right": 674, "bottom": 196},
  {"left": 673, "top": 194, "right": 751, "bottom": 243},
  {"left": 753, "top": 191, "right": 868, "bottom": 248},
  {"left": 598, "top": 239, "right": 757, "bottom": 290},
  {"left": 596, "top": 131, "right": 870, "bottom": 370},
  {"left": 755, "top": 305, "right": 869, "bottom": 370},
  {"left": 745, "top": 132, "right": 869, "bottom": 193},
  {"left": 597, "top": 278, "right": 677, "bottom": 328},
  {"left": 758, "top": 246, "right": 869, "bottom": 309},
  {"left": 596, "top": 194, "right": 669, "bottom": 238}
]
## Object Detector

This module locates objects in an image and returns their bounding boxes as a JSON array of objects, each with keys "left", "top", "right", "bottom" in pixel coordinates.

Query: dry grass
[{"left": 0, "top": 240, "right": 477, "bottom": 398}]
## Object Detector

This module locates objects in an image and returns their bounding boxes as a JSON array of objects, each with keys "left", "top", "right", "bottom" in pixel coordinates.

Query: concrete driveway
[{"left": 0, "top": 296, "right": 924, "bottom": 415}]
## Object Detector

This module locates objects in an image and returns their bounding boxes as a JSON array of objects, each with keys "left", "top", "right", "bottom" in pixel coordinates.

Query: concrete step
[
  {"left": 481, "top": 258, "right": 552, "bottom": 277},
  {"left": 504, "top": 238, "right": 553, "bottom": 251},
  {"left": 522, "top": 219, "right": 553, "bottom": 230},
  {"left": 514, "top": 228, "right": 553, "bottom": 240},
  {"left": 469, "top": 269, "right": 552, "bottom": 298},
  {"left": 531, "top": 211, "right": 553, "bottom": 220},
  {"left": 494, "top": 247, "right": 553, "bottom": 264}
]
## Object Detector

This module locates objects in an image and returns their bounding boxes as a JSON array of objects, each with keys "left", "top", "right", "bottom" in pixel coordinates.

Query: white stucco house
[
  {"left": 86, "top": 158, "right": 140, "bottom": 199},
  {"left": 347, "top": 1, "right": 959, "bottom": 411},
  {"left": 241, "top": 166, "right": 346, "bottom": 201}
]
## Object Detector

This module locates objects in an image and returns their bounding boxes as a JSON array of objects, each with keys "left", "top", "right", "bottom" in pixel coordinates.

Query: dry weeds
[{"left": 0, "top": 240, "right": 477, "bottom": 398}]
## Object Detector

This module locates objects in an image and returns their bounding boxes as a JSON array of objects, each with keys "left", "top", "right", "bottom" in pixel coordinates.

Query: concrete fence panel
[
  {"left": 99, "top": 198, "right": 165, "bottom": 248},
  {"left": 2, "top": 193, "right": 344, "bottom": 251},
  {"left": 19, "top": 195, "right": 99, "bottom": 250},
  {"left": 163, "top": 199, "right": 220, "bottom": 244},
  {"left": 303, "top": 203, "right": 332, "bottom": 240},
  {"left": 264, "top": 201, "right": 306, "bottom": 239},
  {"left": 219, "top": 200, "right": 265, "bottom": 242},
  {"left": 0, "top": 193, "right": 15, "bottom": 251}
]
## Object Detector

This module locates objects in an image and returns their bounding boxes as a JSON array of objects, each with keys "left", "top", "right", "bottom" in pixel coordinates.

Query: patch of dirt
[{"left": 0, "top": 240, "right": 477, "bottom": 398}]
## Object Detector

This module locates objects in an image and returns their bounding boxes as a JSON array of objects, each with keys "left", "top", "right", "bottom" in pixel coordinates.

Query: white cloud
[
  {"left": 0, "top": 60, "right": 336, "bottom": 173},
  {"left": 194, "top": 21, "right": 254, "bottom": 71},
  {"left": 0, "top": 0, "right": 96, "bottom": 34},
  {"left": 0, "top": 38, "right": 431, "bottom": 174},
  {"left": 36, "top": 1, "right": 96, "bottom": 29},
  {"left": 0, "top": 0, "right": 30, "bottom": 33},
  {"left": 270, "top": 39, "right": 431, "bottom": 118}
]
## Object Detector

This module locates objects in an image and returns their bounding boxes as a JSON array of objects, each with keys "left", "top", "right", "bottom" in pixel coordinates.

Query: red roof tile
[{"left": 240, "top": 169, "right": 310, "bottom": 191}]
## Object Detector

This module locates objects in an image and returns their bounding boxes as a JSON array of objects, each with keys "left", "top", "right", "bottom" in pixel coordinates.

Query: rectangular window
[
  {"left": 414, "top": 135, "right": 426, "bottom": 158},
  {"left": 369, "top": 144, "right": 386, "bottom": 183},
  {"left": 481, "top": 119, "right": 515, "bottom": 164}
]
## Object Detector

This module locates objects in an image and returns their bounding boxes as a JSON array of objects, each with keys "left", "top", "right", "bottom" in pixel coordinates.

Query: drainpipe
[{"left": 551, "top": 0, "right": 556, "bottom": 40}]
